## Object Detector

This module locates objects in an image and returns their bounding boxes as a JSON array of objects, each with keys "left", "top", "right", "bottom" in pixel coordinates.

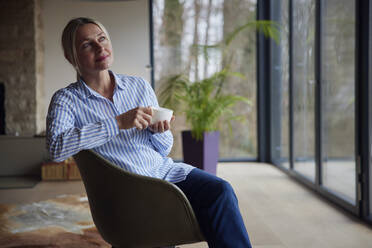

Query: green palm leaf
[{"left": 157, "top": 19, "right": 277, "bottom": 141}]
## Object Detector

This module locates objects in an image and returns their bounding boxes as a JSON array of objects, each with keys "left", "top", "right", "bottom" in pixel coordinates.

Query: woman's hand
[
  {"left": 115, "top": 107, "right": 152, "bottom": 130},
  {"left": 149, "top": 115, "right": 175, "bottom": 133}
]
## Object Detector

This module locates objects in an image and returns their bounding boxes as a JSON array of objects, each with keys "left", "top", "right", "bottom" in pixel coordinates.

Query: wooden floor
[{"left": 1, "top": 162, "right": 372, "bottom": 248}]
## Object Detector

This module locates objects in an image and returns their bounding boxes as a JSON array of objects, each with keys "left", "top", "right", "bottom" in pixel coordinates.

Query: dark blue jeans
[{"left": 175, "top": 168, "right": 252, "bottom": 248}]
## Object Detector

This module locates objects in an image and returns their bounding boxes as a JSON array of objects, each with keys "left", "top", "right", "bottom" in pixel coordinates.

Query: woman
[{"left": 47, "top": 17, "right": 252, "bottom": 248}]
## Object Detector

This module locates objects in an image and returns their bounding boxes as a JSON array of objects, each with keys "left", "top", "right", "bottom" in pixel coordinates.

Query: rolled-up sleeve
[
  {"left": 140, "top": 78, "right": 174, "bottom": 157},
  {"left": 150, "top": 131, "right": 174, "bottom": 157},
  {"left": 46, "top": 90, "right": 119, "bottom": 162}
]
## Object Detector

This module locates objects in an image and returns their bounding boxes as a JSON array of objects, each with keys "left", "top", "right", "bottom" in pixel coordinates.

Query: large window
[
  {"left": 153, "top": 0, "right": 257, "bottom": 160},
  {"left": 270, "top": 0, "right": 358, "bottom": 211},
  {"left": 320, "top": 0, "right": 356, "bottom": 203}
]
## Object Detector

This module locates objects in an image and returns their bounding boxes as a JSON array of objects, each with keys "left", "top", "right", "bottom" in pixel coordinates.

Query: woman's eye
[
  {"left": 82, "top": 43, "right": 91, "bottom": 49},
  {"left": 99, "top": 36, "right": 106, "bottom": 42}
]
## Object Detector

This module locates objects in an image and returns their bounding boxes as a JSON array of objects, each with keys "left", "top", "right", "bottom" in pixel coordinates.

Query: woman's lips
[{"left": 96, "top": 55, "right": 109, "bottom": 62}]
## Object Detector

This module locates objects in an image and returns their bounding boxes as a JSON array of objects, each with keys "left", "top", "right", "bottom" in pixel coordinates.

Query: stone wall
[
  {"left": 35, "top": 0, "right": 45, "bottom": 135},
  {"left": 0, "top": 0, "right": 44, "bottom": 136}
]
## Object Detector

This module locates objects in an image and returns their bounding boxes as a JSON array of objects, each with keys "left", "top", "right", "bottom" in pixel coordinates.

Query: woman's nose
[{"left": 94, "top": 42, "right": 104, "bottom": 52}]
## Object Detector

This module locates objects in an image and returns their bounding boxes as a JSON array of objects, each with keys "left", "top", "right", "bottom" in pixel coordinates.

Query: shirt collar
[
  {"left": 76, "top": 78, "right": 94, "bottom": 99},
  {"left": 111, "top": 71, "right": 126, "bottom": 90},
  {"left": 75, "top": 70, "right": 125, "bottom": 99}
]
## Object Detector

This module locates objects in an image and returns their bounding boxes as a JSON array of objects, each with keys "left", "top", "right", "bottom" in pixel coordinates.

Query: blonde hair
[{"left": 61, "top": 17, "right": 111, "bottom": 79}]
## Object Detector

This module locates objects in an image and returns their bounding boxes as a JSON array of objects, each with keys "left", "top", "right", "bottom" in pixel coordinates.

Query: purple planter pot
[{"left": 181, "top": 130, "right": 219, "bottom": 175}]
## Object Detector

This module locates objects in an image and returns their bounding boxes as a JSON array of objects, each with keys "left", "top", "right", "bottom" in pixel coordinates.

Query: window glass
[
  {"left": 321, "top": 0, "right": 356, "bottom": 203},
  {"left": 292, "top": 0, "right": 316, "bottom": 181},
  {"left": 153, "top": 0, "right": 257, "bottom": 159},
  {"left": 271, "top": 0, "right": 290, "bottom": 168}
]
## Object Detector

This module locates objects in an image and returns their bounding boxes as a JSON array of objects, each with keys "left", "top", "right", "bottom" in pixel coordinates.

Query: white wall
[{"left": 42, "top": 0, "right": 150, "bottom": 109}]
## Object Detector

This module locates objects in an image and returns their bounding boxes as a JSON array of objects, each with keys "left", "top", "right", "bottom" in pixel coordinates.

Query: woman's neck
[{"left": 81, "top": 70, "right": 115, "bottom": 101}]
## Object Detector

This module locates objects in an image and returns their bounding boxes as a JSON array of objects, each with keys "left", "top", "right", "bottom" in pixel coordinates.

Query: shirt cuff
[
  {"left": 102, "top": 117, "right": 120, "bottom": 137},
  {"left": 151, "top": 130, "right": 173, "bottom": 144}
]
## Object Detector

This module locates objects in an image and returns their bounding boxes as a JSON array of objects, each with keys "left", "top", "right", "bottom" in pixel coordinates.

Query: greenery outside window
[{"left": 153, "top": 0, "right": 258, "bottom": 160}]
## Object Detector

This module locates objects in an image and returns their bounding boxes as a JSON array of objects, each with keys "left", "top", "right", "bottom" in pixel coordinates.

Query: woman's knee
[
  {"left": 217, "top": 179, "right": 235, "bottom": 197},
  {"left": 200, "top": 178, "right": 235, "bottom": 200}
]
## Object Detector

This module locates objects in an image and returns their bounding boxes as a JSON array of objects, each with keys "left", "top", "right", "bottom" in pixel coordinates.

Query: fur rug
[{"left": 0, "top": 194, "right": 110, "bottom": 248}]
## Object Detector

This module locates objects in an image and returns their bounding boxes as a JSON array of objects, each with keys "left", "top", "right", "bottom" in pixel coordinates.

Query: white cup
[{"left": 151, "top": 107, "right": 173, "bottom": 124}]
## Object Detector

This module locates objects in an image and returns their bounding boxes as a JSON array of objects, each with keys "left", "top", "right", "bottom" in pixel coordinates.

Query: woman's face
[{"left": 74, "top": 23, "right": 114, "bottom": 76}]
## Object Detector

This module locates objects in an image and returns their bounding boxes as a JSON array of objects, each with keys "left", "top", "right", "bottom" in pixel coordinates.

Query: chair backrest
[{"left": 73, "top": 150, "right": 204, "bottom": 248}]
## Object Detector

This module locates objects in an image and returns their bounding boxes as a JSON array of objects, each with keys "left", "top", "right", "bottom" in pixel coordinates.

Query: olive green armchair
[{"left": 73, "top": 150, "right": 204, "bottom": 248}]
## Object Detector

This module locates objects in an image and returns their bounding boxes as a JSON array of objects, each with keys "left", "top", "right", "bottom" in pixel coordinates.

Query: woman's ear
[
  {"left": 64, "top": 52, "right": 73, "bottom": 65},
  {"left": 64, "top": 52, "right": 80, "bottom": 74}
]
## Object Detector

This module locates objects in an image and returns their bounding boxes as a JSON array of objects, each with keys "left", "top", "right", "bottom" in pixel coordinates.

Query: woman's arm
[
  {"left": 46, "top": 91, "right": 119, "bottom": 162},
  {"left": 149, "top": 130, "right": 174, "bottom": 157}
]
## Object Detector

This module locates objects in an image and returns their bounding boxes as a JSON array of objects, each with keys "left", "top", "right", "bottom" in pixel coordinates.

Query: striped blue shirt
[{"left": 46, "top": 71, "right": 194, "bottom": 183}]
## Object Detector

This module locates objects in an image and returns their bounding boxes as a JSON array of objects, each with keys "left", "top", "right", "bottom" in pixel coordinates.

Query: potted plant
[
  {"left": 159, "top": 69, "right": 250, "bottom": 174},
  {"left": 158, "top": 20, "right": 279, "bottom": 174}
]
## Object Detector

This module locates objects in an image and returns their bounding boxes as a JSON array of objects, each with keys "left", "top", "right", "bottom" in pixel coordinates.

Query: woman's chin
[
  {"left": 95, "top": 63, "right": 111, "bottom": 71},
  {"left": 96, "top": 59, "right": 113, "bottom": 71}
]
